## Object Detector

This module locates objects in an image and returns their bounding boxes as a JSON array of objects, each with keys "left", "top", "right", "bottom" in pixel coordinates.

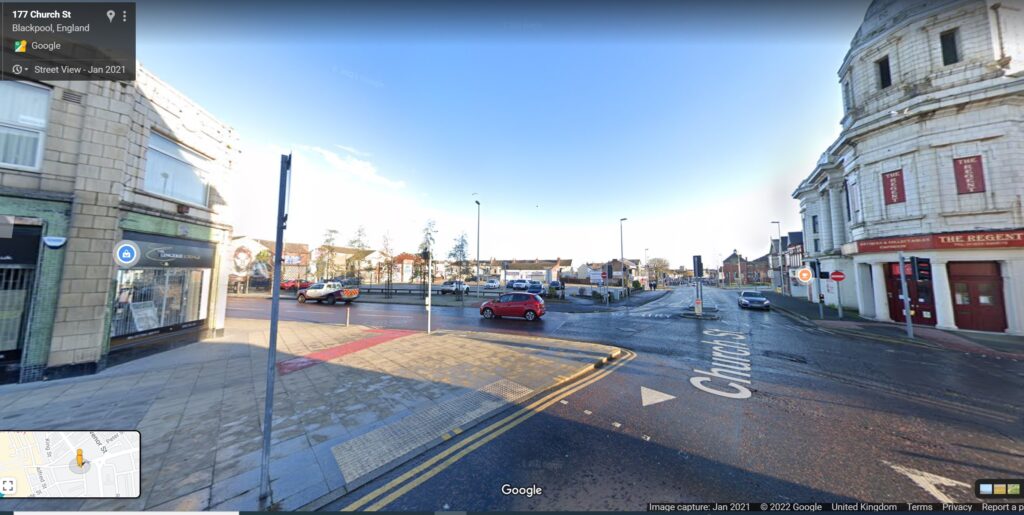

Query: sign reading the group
[
  {"left": 953, "top": 155, "right": 986, "bottom": 194},
  {"left": 882, "top": 169, "right": 906, "bottom": 205},
  {"left": 2, "top": 2, "right": 136, "bottom": 81}
]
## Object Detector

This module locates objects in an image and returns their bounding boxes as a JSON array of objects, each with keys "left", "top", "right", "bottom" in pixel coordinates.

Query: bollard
[{"left": 346, "top": 306, "right": 350, "bottom": 327}]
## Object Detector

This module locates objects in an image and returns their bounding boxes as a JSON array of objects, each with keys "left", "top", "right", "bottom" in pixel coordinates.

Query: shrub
[{"left": 632, "top": 280, "right": 642, "bottom": 290}]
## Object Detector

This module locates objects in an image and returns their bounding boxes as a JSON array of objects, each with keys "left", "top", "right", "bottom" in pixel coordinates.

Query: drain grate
[{"left": 331, "top": 379, "right": 533, "bottom": 485}]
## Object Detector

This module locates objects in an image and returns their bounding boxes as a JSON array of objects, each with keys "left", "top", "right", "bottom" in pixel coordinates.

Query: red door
[
  {"left": 885, "top": 262, "right": 937, "bottom": 326},
  {"left": 948, "top": 262, "right": 1007, "bottom": 332}
]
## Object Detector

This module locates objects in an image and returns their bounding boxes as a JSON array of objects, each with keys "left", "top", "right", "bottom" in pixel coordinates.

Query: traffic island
[
  {"left": 680, "top": 302, "right": 722, "bottom": 320},
  {"left": 0, "top": 319, "right": 621, "bottom": 512}
]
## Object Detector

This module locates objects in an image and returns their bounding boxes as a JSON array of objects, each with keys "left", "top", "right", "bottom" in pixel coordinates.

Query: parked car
[
  {"left": 297, "top": 282, "right": 360, "bottom": 305},
  {"left": 485, "top": 279, "right": 501, "bottom": 289},
  {"left": 527, "top": 280, "right": 545, "bottom": 296},
  {"left": 480, "top": 293, "right": 546, "bottom": 321},
  {"left": 511, "top": 279, "right": 528, "bottom": 290},
  {"left": 281, "top": 279, "right": 312, "bottom": 291},
  {"left": 549, "top": 280, "right": 563, "bottom": 290},
  {"left": 737, "top": 290, "right": 770, "bottom": 310},
  {"left": 440, "top": 280, "right": 470, "bottom": 294}
]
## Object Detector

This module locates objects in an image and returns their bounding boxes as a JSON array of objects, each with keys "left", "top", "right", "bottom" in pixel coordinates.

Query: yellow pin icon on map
[{"left": 76, "top": 448, "right": 84, "bottom": 468}]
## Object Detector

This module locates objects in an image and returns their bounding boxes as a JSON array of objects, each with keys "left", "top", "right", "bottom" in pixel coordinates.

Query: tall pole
[
  {"left": 620, "top": 218, "right": 627, "bottom": 291},
  {"left": 815, "top": 258, "right": 824, "bottom": 320},
  {"left": 898, "top": 251, "right": 913, "bottom": 338},
  {"left": 772, "top": 221, "right": 783, "bottom": 293},
  {"left": 475, "top": 200, "right": 480, "bottom": 297},
  {"left": 427, "top": 239, "right": 433, "bottom": 334},
  {"left": 259, "top": 153, "right": 291, "bottom": 508}
]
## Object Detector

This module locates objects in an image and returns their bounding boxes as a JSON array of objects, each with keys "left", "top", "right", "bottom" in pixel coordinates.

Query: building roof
[
  {"left": 393, "top": 252, "right": 422, "bottom": 263},
  {"left": 787, "top": 231, "right": 803, "bottom": 246}
]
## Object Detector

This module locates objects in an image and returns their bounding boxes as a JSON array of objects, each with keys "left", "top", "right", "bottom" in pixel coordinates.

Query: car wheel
[
  {"left": 524, "top": 310, "right": 536, "bottom": 321},
  {"left": 298, "top": 295, "right": 306, "bottom": 304},
  {"left": 326, "top": 295, "right": 336, "bottom": 305},
  {"left": 483, "top": 308, "right": 494, "bottom": 319}
]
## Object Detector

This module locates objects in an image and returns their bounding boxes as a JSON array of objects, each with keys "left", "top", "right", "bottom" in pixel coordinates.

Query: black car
[{"left": 738, "top": 290, "right": 771, "bottom": 310}]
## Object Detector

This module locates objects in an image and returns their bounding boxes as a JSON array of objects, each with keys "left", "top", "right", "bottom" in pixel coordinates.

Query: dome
[{"left": 850, "top": 0, "right": 965, "bottom": 53}]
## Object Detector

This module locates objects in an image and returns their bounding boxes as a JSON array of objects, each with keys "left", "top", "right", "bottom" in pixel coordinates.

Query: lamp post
[
  {"left": 619, "top": 218, "right": 627, "bottom": 292},
  {"left": 645, "top": 247, "right": 649, "bottom": 289},
  {"left": 475, "top": 199, "right": 481, "bottom": 297},
  {"left": 771, "top": 221, "right": 783, "bottom": 293}
]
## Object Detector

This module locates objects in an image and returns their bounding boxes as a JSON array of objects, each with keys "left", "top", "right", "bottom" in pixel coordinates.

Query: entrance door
[
  {"left": 885, "top": 262, "right": 937, "bottom": 326},
  {"left": 948, "top": 262, "right": 1007, "bottom": 332}
]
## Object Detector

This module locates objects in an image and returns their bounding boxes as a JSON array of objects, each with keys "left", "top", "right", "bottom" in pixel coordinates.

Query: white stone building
[{"left": 794, "top": 0, "right": 1024, "bottom": 334}]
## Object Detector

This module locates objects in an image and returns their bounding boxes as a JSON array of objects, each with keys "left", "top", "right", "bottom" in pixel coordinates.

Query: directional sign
[
  {"left": 797, "top": 267, "right": 812, "bottom": 283},
  {"left": 641, "top": 387, "right": 676, "bottom": 407},
  {"left": 830, "top": 271, "right": 846, "bottom": 282},
  {"left": 112, "top": 240, "right": 140, "bottom": 268}
]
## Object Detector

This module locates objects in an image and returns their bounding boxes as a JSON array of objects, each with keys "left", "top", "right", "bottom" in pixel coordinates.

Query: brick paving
[{"left": 0, "top": 319, "right": 618, "bottom": 511}]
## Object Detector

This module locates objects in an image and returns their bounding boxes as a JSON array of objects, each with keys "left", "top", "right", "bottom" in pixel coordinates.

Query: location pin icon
[{"left": 106, "top": 9, "right": 116, "bottom": 22}]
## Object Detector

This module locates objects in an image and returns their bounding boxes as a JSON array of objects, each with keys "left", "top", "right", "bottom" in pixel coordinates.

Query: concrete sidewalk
[
  {"left": 0, "top": 319, "right": 619, "bottom": 511},
  {"left": 760, "top": 290, "right": 1024, "bottom": 359}
]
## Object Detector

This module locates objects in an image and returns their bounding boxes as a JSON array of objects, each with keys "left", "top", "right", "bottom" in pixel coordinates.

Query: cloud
[
  {"left": 336, "top": 144, "right": 372, "bottom": 158},
  {"left": 305, "top": 145, "right": 406, "bottom": 189}
]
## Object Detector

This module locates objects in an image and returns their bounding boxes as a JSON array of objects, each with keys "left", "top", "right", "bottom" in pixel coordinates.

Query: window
[
  {"left": 0, "top": 81, "right": 49, "bottom": 171},
  {"left": 842, "top": 80, "right": 853, "bottom": 112},
  {"left": 876, "top": 56, "right": 892, "bottom": 89},
  {"left": 940, "top": 29, "right": 960, "bottom": 66},
  {"left": 811, "top": 215, "right": 819, "bottom": 234},
  {"left": 843, "top": 181, "right": 852, "bottom": 221},
  {"left": 813, "top": 239, "right": 820, "bottom": 253},
  {"left": 144, "top": 133, "right": 211, "bottom": 206},
  {"left": 849, "top": 180, "right": 863, "bottom": 223}
]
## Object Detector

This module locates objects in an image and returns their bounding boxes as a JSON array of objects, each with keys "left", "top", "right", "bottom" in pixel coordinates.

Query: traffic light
[
  {"left": 911, "top": 257, "right": 931, "bottom": 281},
  {"left": 693, "top": 255, "right": 703, "bottom": 277},
  {"left": 811, "top": 260, "right": 828, "bottom": 279}
]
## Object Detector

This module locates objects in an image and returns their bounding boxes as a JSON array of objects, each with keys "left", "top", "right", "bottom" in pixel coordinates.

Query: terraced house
[
  {"left": 0, "top": 68, "right": 238, "bottom": 383},
  {"left": 794, "top": 0, "right": 1024, "bottom": 334}
]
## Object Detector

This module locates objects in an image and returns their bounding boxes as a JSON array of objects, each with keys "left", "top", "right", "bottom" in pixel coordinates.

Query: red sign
[
  {"left": 953, "top": 155, "right": 986, "bottom": 194},
  {"left": 601, "top": 272, "right": 607, "bottom": 279},
  {"left": 830, "top": 271, "right": 846, "bottom": 282},
  {"left": 857, "top": 229, "right": 1024, "bottom": 253},
  {"left": 882, "top": 169, "right": 906, "bottom": 205}
]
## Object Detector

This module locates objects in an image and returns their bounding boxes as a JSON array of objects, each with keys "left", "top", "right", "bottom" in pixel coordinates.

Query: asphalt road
[{"left": 287, "top": 286, "right": 1024, "bottom": 510}]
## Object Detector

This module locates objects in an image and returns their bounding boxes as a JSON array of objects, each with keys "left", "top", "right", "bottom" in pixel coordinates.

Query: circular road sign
[
  {"left": 601, "top": 271, "right": 607, "bottom": 279},
  {"left": 797, "top": 267, "right": 813, "bottom": 283},
  {"left": 113, "top": 240, "right": 140, "bottom": 268},
  {"left": 830, "top": 271, "right": 846, "bottom": 282}
]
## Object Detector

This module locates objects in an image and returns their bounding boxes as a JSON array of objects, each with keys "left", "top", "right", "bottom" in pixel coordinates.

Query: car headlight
[
  {"left": 763, "top": 300, "right": 770, "bottom": 305},
  {"left": 740, "top": 300, "right": 749, "bottom": 304}
]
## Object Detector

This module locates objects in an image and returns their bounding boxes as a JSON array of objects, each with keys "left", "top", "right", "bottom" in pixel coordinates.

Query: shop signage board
[{"left": 856, "top": 229, "right": 1024, "bottom": 254}]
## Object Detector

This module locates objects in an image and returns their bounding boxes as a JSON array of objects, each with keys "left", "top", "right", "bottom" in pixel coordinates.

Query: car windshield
[
  {"left": 742, "top": 291, "right": 763, "bottom": 298},
  {"left": 309, "top": 284, "right": 324, "bottom": 289}
]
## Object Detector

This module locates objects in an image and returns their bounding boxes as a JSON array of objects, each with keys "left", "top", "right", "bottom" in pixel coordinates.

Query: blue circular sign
[{"left": 113, "top": 240, "right": 140, "bottom": 267}]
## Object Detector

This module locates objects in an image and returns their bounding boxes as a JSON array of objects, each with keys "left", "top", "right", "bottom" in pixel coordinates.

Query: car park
[
  {"left": 440, "top": 280, "right": 470, "bottom": 294},
  {"left": 737, "top": 290, "right": 771, "bottom": 310},
  {"left": 480, "top": 293, "right": 546, "bottom": 321}
]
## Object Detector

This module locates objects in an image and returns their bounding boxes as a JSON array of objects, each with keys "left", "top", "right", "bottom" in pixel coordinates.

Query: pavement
[
  {"left": 0, "top": 319, "right": 619, "bottom": 511},
  {"left": 757, "top": 290, "right": 1024, "bottom": 359},
  {"left": 323, "top": 285, "right": 1024, "bottom": 510}
]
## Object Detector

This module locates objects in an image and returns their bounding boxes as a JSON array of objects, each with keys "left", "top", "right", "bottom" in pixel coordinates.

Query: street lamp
[
  {"left": 771, "top": 221, "right": 783, "bottom": 293},
  {"left": 620, "top": 218, "right": 627, "bottom": 291},
  {"left": 475, "top": 199, "right": 481, "bottom": 297}
]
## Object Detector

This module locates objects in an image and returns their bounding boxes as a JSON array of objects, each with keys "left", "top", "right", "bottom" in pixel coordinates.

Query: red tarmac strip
[{"left": 276, "top": 329, "right": 420, "bottom": 375}]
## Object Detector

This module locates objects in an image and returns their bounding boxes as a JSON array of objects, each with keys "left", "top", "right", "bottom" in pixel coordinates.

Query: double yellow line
[{"left": 341, "top": 349, "right": 636, "bottom": 511}]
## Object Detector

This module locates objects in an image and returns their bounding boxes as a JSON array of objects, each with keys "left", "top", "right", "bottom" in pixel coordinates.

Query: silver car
[{"left": 738, "top": 290, "right": 771, "bottom": 310}]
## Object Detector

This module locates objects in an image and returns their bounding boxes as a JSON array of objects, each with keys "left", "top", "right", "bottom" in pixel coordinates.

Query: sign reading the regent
[
  {"left": 856, "top": 229, "right": 1024, "bottom": 253},
  {"left": 882, "top": 169, "right": 906, "bottom": 205},
  {"left": 953, "top": 155, "right": 986, "bottom": 195}
]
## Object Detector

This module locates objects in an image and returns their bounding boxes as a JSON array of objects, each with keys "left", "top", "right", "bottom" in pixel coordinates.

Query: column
[
  {"left": 1002, "top": 260, "right": 1024, "bottom": 335},
  {"left": 820, "top": 196, "right": 834, "bottom": 252},
  {"left": 871, "top": 262, "right": 892, "bottom": 322},
  {"left": 854, "top": 262, "right": 874, "bottom": 318},
  {"left": 931, "top": 260, "right": 957, "bottom": 330},
  {"left": 829, "top": 187, "right": 846, "bottom": 248}
]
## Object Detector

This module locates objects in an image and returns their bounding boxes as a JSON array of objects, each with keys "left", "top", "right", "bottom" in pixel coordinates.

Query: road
[{"left": 228, "top": 288, "right": 1024, "bottom": 508}]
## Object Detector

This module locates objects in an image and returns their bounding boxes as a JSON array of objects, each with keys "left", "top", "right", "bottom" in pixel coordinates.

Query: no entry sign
[{"left": 830, "top": 271, "right": 846, "bottom": 282}]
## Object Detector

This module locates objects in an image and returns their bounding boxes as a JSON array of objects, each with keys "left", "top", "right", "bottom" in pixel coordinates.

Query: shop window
[
  {"left": 0, "top": 81, "right": 49, "bottom": 171},
  {"left": 940, "top": 29, "right": 960, "bottom": 66},
  {"left": 144, "top": 133, "right": 211, "bottom": 206},
  {"left": 111, "top": 268, "right": 209, "bottom": 338},
  {"left": 953, "top": 283, "right": 970, "bottom": 305}
]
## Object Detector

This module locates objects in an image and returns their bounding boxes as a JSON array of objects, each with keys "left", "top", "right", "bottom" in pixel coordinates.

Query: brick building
[
  {"left": 793, "top": 0, "right": 1024, "bottom": 333},
  {"left": 0, "top": 68, "right": 237, "bottom": 383}
]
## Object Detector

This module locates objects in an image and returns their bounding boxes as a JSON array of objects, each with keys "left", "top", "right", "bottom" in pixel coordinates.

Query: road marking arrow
[
  {"left": 641, "top": 386, "right": 676, "bottom": 407},
  {"left": 883, "top": 461, "right": 971, "bottom": 503}
]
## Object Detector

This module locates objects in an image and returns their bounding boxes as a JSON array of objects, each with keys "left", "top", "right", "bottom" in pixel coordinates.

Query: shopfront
[
  {"left": 109, "top": 231, "right": 214, "bottom": 352},
  {"left": 851, "top": 229, "right": 1023, "bottom": 334},
  {"left": 0, "top": 225, "right": 40, "bottom": 383}
]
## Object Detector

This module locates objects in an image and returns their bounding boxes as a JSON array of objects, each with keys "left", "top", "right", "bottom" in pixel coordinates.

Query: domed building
[{"left": 793, "top": 0, "right": 1024, "bottom": 334}]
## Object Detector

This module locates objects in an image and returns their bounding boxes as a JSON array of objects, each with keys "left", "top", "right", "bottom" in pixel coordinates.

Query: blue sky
[{"left": 136, "top": 1, "right": 868, "bottom": 267}]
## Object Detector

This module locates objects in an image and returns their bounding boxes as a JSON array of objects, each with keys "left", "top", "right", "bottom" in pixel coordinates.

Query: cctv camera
[{"left": 42, "top": 236, "right": 67, "bottom": 249}]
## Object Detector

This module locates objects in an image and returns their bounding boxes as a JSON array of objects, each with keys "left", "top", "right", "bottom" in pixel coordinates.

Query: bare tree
[
  {"left": 648, "top": 257, "right": 671, "bottom": 280},
  {"left": 316, "top": 229, "right": 339, "bottom": 280},
  {"left": 348, "top": 225, "right": 369, "bottom": 250}
]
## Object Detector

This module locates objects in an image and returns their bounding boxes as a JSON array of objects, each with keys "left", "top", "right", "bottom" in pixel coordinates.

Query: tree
[
  {"left": 348, "top": 226, "right": 369, "bottom": 250},
  {"left": 413, "top": 220, "right": 436, "bottom": 280},
  {"left": 648, "top": 257, "right": 671, "bottom": 280},
  {"left": 316, "top": 229, "right": 339, "bottom": 280},
  {"left": 447, "top": 232, "right": 471, "bottom": 281}
]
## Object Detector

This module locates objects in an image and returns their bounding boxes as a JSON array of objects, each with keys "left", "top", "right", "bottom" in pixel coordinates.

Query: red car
[
  {"left": 280, "top": 279, "right": 312, "bottom": 290},
  {"left": 480, "top": 293, "right": 546, "bottom": 321}
]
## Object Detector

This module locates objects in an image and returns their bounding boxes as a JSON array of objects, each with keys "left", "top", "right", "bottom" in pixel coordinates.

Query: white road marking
[
  {"left": 642, "top": 435, "right": 651, "bottom": 442},
  {"left": 583, "top": 410, "right": 592, "bottom": 415},
  {"left": 883, "top": 461, "right": 971, "bottom": 503},
  {"left": 559, "top": 400, "right": 568, "bottom": 405},
  {"left": 641, "top": 386, "right": 676, "bottom": 407},
  {"left": 611, "top": 422, "right": 621, "bottom": 428}
]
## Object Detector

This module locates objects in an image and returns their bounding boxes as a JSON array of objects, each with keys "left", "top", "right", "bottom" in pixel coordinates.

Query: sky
[{"left": 134, "top": 0, "right": 869, "bottom": 268}]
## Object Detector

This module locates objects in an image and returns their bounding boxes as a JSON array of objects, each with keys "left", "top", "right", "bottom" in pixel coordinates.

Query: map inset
[{"left": 0, "top": 431, "right": 140, "bottom": 498}]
